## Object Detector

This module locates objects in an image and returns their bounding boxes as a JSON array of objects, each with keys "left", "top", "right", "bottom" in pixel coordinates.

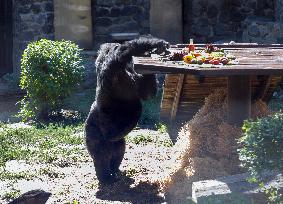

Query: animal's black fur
[{"left": 85, "top": 36, "right": 169, "bottom": 183}]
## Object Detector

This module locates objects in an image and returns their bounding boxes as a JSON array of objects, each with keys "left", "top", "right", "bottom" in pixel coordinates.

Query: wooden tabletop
[{"left": 134, "top": 44, "right": 283, "bottom": 76}]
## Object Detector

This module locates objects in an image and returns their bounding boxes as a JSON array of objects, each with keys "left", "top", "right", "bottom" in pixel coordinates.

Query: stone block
[
  {"left": 192, "top": 172, "right": 283, "bottom": 204},
  {"left": 96, "top": 17, "right": 112, "bottom": 27},
  {"left": 96, "top": 0, "right": 113, "bottom": 6},
  {"left": 109, "top": 7, "right": 121, "bottom": 17},
  {"left": 42, "top": 24, "right": 54, "bottom": 34},
  {"left": 44, "top": 1, "right": 54, "bottom": 12},
  {"left": 30, "top": 3, "right": 42, "bottom": 14},
  {"left": 95, "top": 26, "right": 109, "bottom": 35},
  {"left": 96, "top": 7, "right": 110, "bottom": 16},
  {"left": 114, "top": 0, "right": 132, "bottom": 6},
  {"left": 242, "top": 17, "right": 283, "bottom": 43},
  {"left": 110, "top": 32, "right": 140, "bottom": 41},
  {"left": 121, "top": 5, "right": 142, "bottom": 16},
  {"left": 207, "top": 4, "right": 219, "bottom": 18}
]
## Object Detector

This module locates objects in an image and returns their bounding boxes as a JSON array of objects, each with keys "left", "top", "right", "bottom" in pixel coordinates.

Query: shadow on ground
[{"left": 96, "top": 173, "right": 165, "bottom": 204}]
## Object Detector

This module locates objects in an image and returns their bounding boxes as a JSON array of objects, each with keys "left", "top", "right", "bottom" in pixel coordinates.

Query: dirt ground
[
  {"left": 0, "top": 129, "right": 176, "bottom": 204},
  {"left": 0, "top": 96, "right": 175, "bottom": 204},
  {"left": 1, "top": 91, "right": 274, "bottom": 204}
]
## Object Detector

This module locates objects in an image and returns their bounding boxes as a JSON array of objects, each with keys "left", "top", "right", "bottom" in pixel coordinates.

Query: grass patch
[
  {"left": 2, "top": 188, "right": 21, "bottom": 201},
  {"left": 39, "top": 167, "right": 61, "bottom": 178},
  {"left": 156, "top": 123, "right": 168, "bottom": 134},
  {"left": 126, "top": 132, "right": 173, "bottom": 147},
  {"left": 0, "top": 171, "right": 36, "bottom": 181},
  {"left": 126, "top": 167, "right": 138, "bottom": 177},
  {"left": 128, "top": 134, "right": 154, "bottom": 145},
  {"left": 0, "top": 123, "right": 84, "bottom": 167}
]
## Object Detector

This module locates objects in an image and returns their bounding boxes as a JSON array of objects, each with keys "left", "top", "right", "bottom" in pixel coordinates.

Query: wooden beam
[
  {"left": 227, "top": 76, "right": 251, "bottom": 126},
  {"left": 170, "top": 74, "right": 185, "bottom": 123},
  {"left": 257, "top": 76, "right": 272, "bottom": 100}
]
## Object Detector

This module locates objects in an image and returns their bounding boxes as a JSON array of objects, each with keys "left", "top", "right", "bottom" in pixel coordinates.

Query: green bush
[
  {"left": 238, "top": 113, "right": 283, "bottom": 202},
  {"left": 19, "top": 39, "right": 84, "bottom": 121},
  {"left": 139, "top": 89, "right": 163, "bottom": 126},
  {"left": 239, "top": 113, "right": 283, "bottom": 173}
]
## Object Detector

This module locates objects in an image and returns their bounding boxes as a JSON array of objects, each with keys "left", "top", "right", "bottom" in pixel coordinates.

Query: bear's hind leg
[
  {"left": 110, "top": 138, "right": 126, "bottom": 175},
  {"left": 86, "top": 139, "right": 113, "bottom": 183}
]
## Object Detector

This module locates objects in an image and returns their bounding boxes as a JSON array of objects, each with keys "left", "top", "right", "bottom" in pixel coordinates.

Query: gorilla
[{"left": 85, "top": 36, "right": 169, "bottom": 183}]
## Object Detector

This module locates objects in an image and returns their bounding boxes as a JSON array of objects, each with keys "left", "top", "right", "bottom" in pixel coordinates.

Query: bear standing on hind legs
[{"left": 85, "top": 36, "right": 169, "bottom": 184}]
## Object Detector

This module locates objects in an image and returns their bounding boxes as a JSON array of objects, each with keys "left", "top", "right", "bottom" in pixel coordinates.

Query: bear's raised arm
[{"left": 116, "top": 36, "right": 170, "bottom": 63}]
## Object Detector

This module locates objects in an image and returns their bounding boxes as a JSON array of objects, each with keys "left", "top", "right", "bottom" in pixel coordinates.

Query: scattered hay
[
  {"left": 251, "top": 99, "right": 272, "bottom": 119},
  {"left": 160, "top": 88, "right": 272, "bottom": 202}
]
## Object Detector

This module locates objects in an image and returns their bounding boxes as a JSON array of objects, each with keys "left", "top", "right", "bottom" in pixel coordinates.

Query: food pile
[{"left": 169, "top": 44, "right": 238, "bottom": 66}]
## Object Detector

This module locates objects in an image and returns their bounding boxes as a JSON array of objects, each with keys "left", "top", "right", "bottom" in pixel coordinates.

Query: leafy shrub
[
  {"left": 139, "top": 89, "right": 163, "bottom": 126},
  {"left": 239, "top": 113, "right": 283, "bottom": 173},
  {"left": 19, "top": 39, "right": 84, "bottom": 121},
  {"left": 238, "top": 113, "right": 283, "bottom": 202}
]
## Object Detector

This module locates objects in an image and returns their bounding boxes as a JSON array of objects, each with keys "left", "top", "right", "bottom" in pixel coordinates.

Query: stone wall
[
  {"left": 13, "top": 0, "right": 54, "bottom": 75},
  {"left": 183, "top": 0, "right": 279, "bottom": 43},
  {"left": 10, "top": 0, "right": 283, "bottom": 77},
  {"left": 92, "top": 0, "right": 150, "bottom": 48}
]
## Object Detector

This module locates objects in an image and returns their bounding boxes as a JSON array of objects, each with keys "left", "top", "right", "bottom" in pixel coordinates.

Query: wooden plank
[
  {"left": 255, "top": 76, "right": 272, "bottom": 100},
  {"left": 135, "top": 55, "right": 283, "bottom": 66},
  {"left": 176, "top": 43, "right": 283, "bottom": 48},
  {"left": 170, "top": 74, "right": 185, "bottom": 123},
  {"left": 134, "top": 61, "right": 283, "bottom": 76},
  {"left": 227, "top": 76, "right": 251, "bottom": 125}
]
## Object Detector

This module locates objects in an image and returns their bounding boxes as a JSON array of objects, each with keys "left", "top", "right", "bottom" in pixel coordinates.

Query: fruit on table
[
  {"left": 211, "top": 51, "right": 225, "bottom": 58},
  {"left": 167, "top": 42, "right": 237, "bottom": 67},
  {"left": 226, "top": 53, "right": 236, "bottom": 59},
  {"left": 205, "top": 44, "right": 224, "bottom": 53},
  {"left": 169, "top": 52, "right": 185, "bottom": 61},
  {"left": 191, "top": 58, "right": 198, "bottom": 64},
  {"left": 183, "top": 53, "right": 194, "bottom": 63},
  {"left": 193, "top": 52, "right": 202, "bottom": 57},
  {"left": 209, "top": 59, "right": 220, "bottom": 65},
  {"left": 221, "top": 57, "right": 229, "bottom": 65},
  {"left": 204, "top": 59, "right": 210, "bottom": 64},
  {"left": 196, "top": 56, "right": 205, "bottom": 64}
]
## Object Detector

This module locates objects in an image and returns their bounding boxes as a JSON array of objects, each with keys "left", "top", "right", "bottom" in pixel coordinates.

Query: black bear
[{"left": 85, "top": 36, "right": 169, "bottom": 183}]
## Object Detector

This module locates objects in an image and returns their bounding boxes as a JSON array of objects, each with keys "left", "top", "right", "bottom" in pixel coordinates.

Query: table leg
[{"left": 227, "top": 76, "right": 251, "bottom": 126}]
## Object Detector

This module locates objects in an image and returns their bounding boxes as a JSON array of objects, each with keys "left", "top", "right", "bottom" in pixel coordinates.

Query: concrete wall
[{"left": 150, "top": 0, "right": 183, "bottom": 44}]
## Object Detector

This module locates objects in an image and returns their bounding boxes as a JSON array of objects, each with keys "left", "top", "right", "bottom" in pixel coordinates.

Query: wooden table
[{"left": 134, "top": 44, "right": 283, "bottom": 126}]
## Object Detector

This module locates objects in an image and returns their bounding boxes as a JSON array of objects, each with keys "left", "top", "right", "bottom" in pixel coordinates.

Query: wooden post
[
  {"left": 227, "top": 76, "right": 251, "bottom": 126},
  {"left": 170, "top": 74, "right": 185, "bottom": 123}
]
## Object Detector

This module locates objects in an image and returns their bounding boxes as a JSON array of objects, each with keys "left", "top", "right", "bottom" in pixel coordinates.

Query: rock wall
[
  {"left": 13, "top": 0, "right": 54, "bottom": 75},
  {"left": 12, "top": 0, "right": 96, "bottom": 87},
  {"left": 92, "top": 0, "right": 150, "bottom": 48},
  {"left": 183, "top": 0, "right": 276, "bottom": 43},
  {"left": 10, "top": 0, "right": 283, "bottom": 80}
]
